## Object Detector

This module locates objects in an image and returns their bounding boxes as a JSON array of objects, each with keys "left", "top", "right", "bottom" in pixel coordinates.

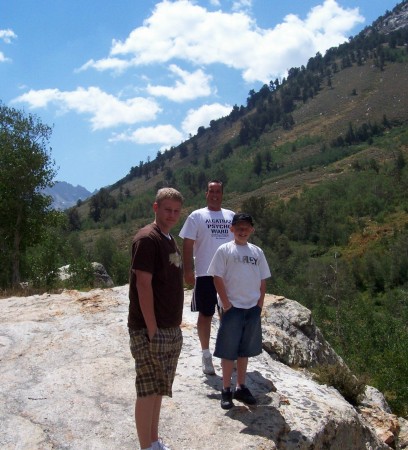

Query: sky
[{"left": 0, "top": 0, "right": 401, "bottom": 192}]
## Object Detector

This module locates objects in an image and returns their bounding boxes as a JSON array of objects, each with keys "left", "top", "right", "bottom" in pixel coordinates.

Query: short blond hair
[{"left": 155, "top": 187, "right": 184, "bottom": 205}]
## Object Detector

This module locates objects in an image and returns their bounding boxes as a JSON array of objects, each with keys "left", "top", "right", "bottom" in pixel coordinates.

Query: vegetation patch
[{"left": 311, "top": 363, "right": 367, "bottom": 406}]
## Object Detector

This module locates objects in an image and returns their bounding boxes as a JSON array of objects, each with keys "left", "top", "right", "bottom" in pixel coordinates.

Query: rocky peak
[
  {"left": 367, "top": 1, "right": 408, "bottom": 36},
  {"left": 42, "top": 181, "right": 93, "bottom": 210}
]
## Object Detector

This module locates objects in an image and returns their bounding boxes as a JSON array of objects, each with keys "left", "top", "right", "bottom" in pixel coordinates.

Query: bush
[
  {"left": 64, "top": 259, "right": 95, "bottom": 289},
  {"left": 311, "top": 363, "right": 366, "bottom": 406}
]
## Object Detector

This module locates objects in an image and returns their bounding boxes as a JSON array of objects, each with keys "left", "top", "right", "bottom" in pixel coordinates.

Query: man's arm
[
  {"left": 182, "top": 238, "right": 195, "bottom": 285},
  {"left": 135, "top": 269, "right": 157, "bottom": 340}
]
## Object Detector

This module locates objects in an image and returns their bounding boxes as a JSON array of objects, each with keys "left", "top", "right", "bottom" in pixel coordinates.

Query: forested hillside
[{"left": 4, "top": 1, "right": 408, "bottom": 417}]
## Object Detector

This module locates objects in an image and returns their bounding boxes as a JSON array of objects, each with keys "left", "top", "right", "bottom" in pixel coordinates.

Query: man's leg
[
  {"left": 150, "top": 395, "right": 162, "bottom": 443},
  {"left": 135, "top": 394, "right": 163, "bottom": 449},
  {"left": 197, "top": 312, "right": 213, "bottom": 350},
  {"left": 198, "top": 312, "right": 216, "bottom": 374}
]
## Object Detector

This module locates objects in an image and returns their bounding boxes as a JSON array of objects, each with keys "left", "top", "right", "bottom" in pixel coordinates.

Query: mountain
[
  {"left": 368, "top": 0, "right": 408, "bottom": 34},
  {"left": 61, "top": 1, "right": 408, "bottom": 418},
  {"left": 74, "top": 0, "right": 408, "bottom": 232},
  {"left": 43, "top": 181, "right": 93, "bottom": 210}
]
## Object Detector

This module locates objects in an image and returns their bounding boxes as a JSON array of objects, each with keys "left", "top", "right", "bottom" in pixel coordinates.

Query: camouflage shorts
[{"left": 129, "top": 327, "right": 183, "bottom": 397}]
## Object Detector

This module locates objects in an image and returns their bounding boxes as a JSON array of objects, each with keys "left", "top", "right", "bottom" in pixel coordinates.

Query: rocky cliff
[{"left": 1, "top": 286, "right": 406, "bottom": 449}]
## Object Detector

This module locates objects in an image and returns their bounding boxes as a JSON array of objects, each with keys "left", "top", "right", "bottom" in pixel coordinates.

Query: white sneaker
[
  {"left": 202, "top": 354, "right": 215, "bottom": 375},
  {"left": 152, "top": 439, "right": 171, "bottom": 450}
]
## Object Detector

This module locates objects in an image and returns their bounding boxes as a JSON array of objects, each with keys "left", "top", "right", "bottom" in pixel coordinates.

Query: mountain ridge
[
  {"left": 72, "top": 1, "right": 408, "bottom": 205},
  {"left": 44, "top": 181, "right": 94, "bottom": 210}
]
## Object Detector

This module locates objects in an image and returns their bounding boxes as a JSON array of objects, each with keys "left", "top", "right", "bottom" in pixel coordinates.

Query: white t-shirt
[
  {"left": 179, "top": 207, "right": 235, "bottom": 276},
  {"left": 207, "top": 240, "right": 271, "bottom": 309}
]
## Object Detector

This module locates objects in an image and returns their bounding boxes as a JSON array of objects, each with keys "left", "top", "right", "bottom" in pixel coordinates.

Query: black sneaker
[
  {"left": 221, "top": 388, "right": 234, "bottom": 410},
  {"left": 233, "top": 385, "right": 257, "bottom": 405}
]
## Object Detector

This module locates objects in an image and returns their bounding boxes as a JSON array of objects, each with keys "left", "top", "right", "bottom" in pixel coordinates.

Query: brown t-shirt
[{"left": 128, "top": 222, "right": 183, "bottom": 330}]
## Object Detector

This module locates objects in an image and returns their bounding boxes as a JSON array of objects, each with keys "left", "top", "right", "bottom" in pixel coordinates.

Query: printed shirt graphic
[
  {"left": 179, "top": 207, "right": 235, "bottom": 276},
  {"left": 208, "top": 241, "right": 271, "bottom": 309},
  {"left": 169, "top": 250, "right": 182, "bottom": 268}
]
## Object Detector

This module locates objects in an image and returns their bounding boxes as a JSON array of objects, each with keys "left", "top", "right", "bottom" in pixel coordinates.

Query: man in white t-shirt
[{"left": 179, "top": 180, "right": 235, "bottom": 375}]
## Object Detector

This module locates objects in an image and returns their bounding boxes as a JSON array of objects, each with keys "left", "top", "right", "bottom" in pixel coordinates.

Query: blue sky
[{"left": 0, "top": 0, "right": 401, "bottom": 192}]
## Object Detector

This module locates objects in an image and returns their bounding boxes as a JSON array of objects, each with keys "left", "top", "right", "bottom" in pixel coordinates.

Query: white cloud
[
  {"left": 109, "top": 1, "right": 256, "bottom": 68},
  {"left": 0, "top": 29, "right": 17, "bottom": 44},
  {"left": 111, "top": 101, "right": 232, "bottom": 149},
  {"left": 232, "top": 0, "right": 253, "bottom": 13},
  {"left": 82, "top": 0, "right": 363, "bottom": 83},
  {"left": 182, "top": 102, "right": 232, "bottom": 136},
  {"left": 0, "top": 28, "right": 17, "bottom": 62},
  {"left": 0, "top": 52, "right": 9, "bottom": 62},
  {"left": 13, "top": 87, "right": 161, "bottom": 130},
  {"left": 110, "top": 101, "right": 232, "bottom": 149},
  {"left": 146, "top": 64, "right": 213, "bottom": 102},
  {"left": 77, "top": 57, "right": 131, "bottom": 73},
  {"left": 110, "top": 124, "right": 183, "bottom": 148}
]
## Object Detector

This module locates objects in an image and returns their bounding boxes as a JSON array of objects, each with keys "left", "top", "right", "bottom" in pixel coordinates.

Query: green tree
[
  {"left": 89, "top": 188, "right": 117, "bottom": 222},
  {"left": 23, "top": 217, "right": 68, "bottom": 287},
  {"left": 93, "top": 234, "right": 116, "bottom": 275},
  {"left": 92, "top": 233, "right": 129, "bottom": 285},
  {"left": 179, "top": 143, "right": 188, "bottom": 159},
  {"left": 253, "top": 153, "right": 263, "bottom": 176},
  {"left": 0, "top": 104, "right": 57, "bottom": 287},
  {"left": 67, "top": 207, "right": 81, "bottom": 231}
]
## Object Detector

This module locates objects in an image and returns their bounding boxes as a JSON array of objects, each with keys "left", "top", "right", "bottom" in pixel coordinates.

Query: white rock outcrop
[
  {"left": 261, "top": 295, "right": 345, "bottom": 368},
  {"left": 0, "top": 286, "right": 404, "bottom": 449},
  {"left": 57, "top": 262, "right": 114, "bottom": 287}
]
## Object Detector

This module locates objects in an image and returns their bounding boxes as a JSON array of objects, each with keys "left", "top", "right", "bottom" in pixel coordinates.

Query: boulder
[
  {"left": 57, "top": 262, "right": 114, "bottom": 287},
  {"left": 262, "top": 295, "right": 345, "bottom": 368},
  {"left": 0, "top": 287, "right": 404, "bottom": 449},
  {"left": 361, "top": 386, "right": 393, "bottom": 413},
  {"left": 90, "top": 262, "right": 114, "bottom": 287},
  {"left": 398, "top": 417, "right": 408, "bottom": 449}
]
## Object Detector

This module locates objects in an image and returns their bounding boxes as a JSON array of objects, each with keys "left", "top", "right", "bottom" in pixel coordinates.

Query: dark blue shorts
[
  {"left": 214, "top": 305, "right": 262, "bottom": 360},
  {"left": 191, "top": 276, "right": 217, "bottom": 316}
]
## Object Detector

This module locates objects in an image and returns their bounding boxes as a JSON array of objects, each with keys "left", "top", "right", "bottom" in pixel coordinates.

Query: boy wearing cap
[{"left": 207, "top": 213, "right": 271, "bottom": 409}]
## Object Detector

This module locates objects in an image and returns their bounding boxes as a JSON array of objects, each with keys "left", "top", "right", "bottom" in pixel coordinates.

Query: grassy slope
[{"left": 74, "top": 57, "right": 408, "bottom": 256}]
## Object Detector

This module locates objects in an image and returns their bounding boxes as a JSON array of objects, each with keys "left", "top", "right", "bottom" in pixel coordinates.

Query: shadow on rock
[
  {"left": 227, "top": 405, "right": 290, "bottom": 446},
  {"left": 203, "top": 369, "right": 292, "bottom": 445}
]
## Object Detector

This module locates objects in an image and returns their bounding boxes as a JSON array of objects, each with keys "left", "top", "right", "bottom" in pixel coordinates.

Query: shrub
[{"left": 311, "top": 363, "right": 366, "bottom": 406}]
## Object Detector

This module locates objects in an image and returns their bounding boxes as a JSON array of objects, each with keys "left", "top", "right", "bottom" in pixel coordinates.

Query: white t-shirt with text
[
  {"left": 207, "top": 240, "right": 271, "bottom": 309},
  {"left": 179, "top": 207, "right": 235, "bottom": 276}
]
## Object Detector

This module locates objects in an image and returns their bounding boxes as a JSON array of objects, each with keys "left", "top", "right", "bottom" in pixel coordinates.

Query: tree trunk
[{"left": 11, "top": 211, "right": 22, "bottom": 286}]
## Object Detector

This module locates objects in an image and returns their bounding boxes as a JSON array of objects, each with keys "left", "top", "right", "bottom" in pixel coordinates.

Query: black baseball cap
[{"left": 231, "top": 213, "right": 254, "bottom": 226}]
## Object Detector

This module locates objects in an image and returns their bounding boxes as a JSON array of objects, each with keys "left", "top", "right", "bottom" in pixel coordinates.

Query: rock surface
[
  {"left": 0, "top": 286, "right": 403, "bottom": 449},
  {"left": 261, "top": 295, "right": 345, "bottom": 368}
]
